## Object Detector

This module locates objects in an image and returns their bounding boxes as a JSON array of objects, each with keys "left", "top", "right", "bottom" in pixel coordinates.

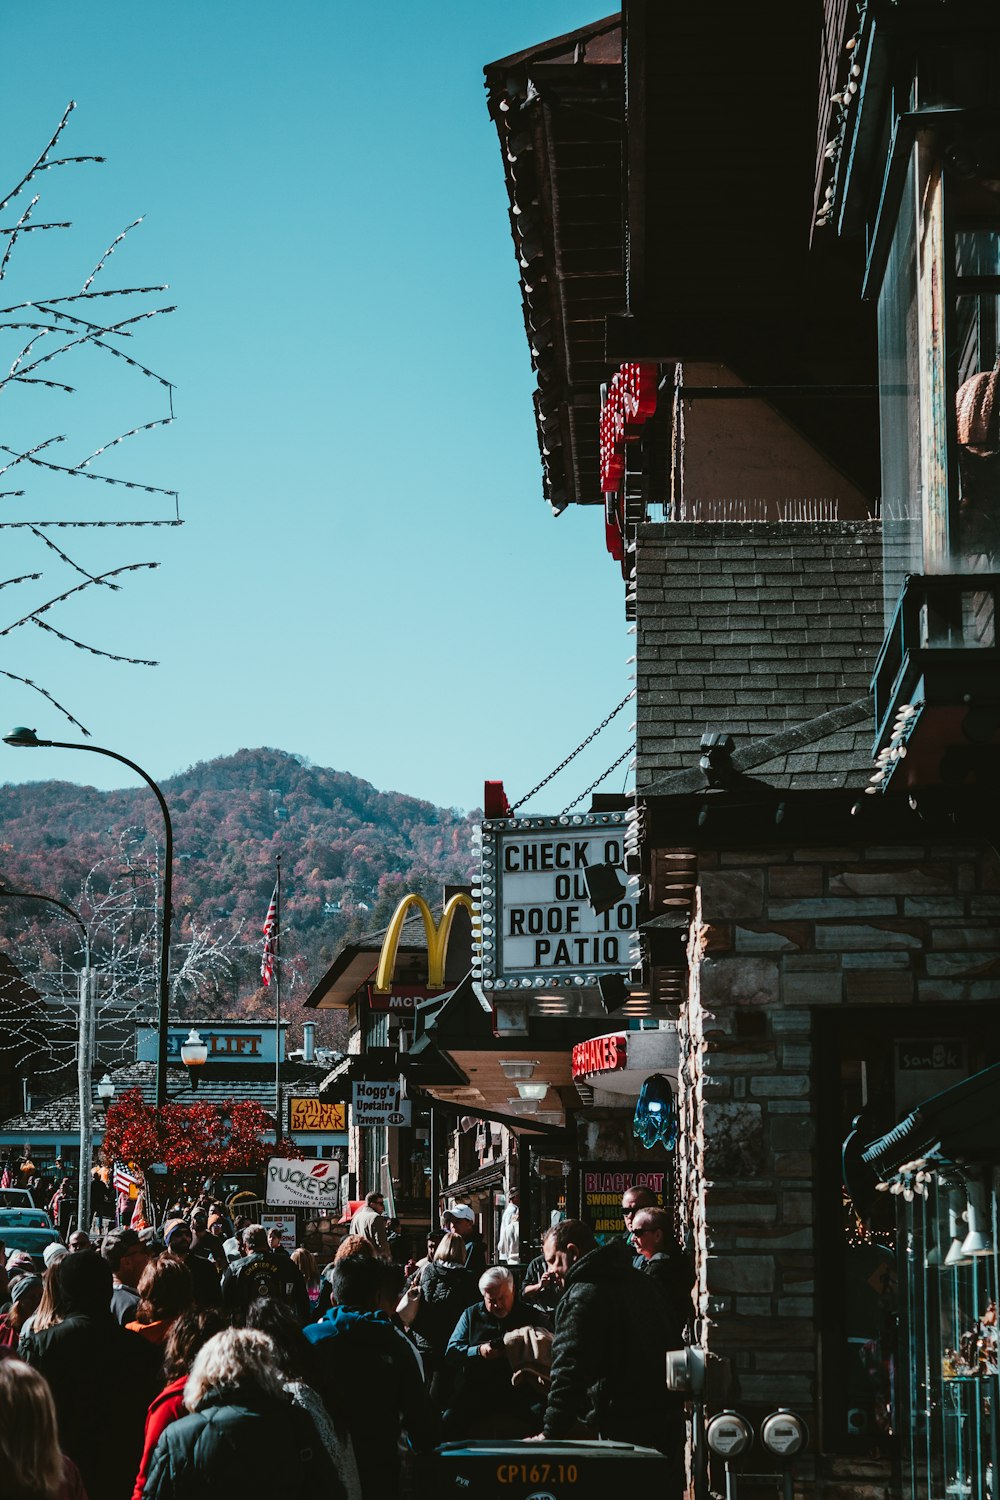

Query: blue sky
[{"left": 0, "top": 2, "right": 632, "bottom": 818}]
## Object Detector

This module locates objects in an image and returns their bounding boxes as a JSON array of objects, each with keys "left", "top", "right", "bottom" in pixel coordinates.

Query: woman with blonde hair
[
  {"left": 409, "top": 1230, "right": 478, "bottom": 1393},
  {"left": 0, "top": 1357, "right": 87, "bottom": 1499},
  {"left": 143, "top": 1327, "right": 344, "bottom": 1498}
]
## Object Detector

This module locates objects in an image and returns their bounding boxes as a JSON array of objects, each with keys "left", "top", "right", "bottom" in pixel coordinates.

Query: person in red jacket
[{"left": 132, "top": 1307, "right": 226, "bottom": 1500}]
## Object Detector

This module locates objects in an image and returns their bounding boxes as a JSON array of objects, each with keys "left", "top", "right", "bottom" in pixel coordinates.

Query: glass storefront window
[
  {"left": 878, "top": 138, "right": 1000, "bottom": 620},
  {"left": 879, "top": 142, "right": 923, "bottom": 618},
  {"left": 897, "top": 1169, "right": 999, "bottom": 1500},
  {"left": 954, "top": 231, "right": 1000, "bottom": 568}
]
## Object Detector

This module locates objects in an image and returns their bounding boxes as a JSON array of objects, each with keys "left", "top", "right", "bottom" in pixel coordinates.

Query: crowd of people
[{"left": 0, "top": 1182, "right": 690, "bottom": 1500}]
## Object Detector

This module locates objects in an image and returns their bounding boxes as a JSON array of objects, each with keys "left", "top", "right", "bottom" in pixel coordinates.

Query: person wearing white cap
[{"left": 441, "top": 1203, "right": 487, "bottom": 1280}]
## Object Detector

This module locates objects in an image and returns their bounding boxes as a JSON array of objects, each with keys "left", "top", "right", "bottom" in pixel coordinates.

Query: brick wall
[{"left": 677, "top": 835, "right": 1000, "bottom": 1497}]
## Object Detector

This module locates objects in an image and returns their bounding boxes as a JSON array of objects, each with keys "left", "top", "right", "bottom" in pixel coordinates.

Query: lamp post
[
  {"left": 0, "top": 885, "right": 94, "bottom": 1233},
  {"left": 4, "top": 727, "right": 174, "bottom": 1109}
]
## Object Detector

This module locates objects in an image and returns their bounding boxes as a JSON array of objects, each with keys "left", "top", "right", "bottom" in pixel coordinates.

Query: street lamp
[
  {"left": 4, "top": 727, "right": 174, "bottom": 1109},
  {"left": 0, "top": 885, "right": 94, "bottom": 1233},
  {"left": 179, "top": 1029, "right": 208, "bottom": 1090}
]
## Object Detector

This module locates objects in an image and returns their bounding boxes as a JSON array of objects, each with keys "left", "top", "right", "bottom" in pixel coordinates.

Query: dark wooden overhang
[{"left": 484, "top": 16, "right": 624, "bottom": 511}]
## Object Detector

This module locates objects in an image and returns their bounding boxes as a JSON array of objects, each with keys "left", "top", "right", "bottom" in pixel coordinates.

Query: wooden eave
[{"left": 485, "top": 18, "right": 625, "bottom": 511}]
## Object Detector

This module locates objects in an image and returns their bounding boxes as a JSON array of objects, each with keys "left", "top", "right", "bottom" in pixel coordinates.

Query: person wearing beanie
[
  {"left": 160, "top": 1220, "right": 221, "bottom": 1309},
  {"left": 0, "top": 1274, "right": 43, "bottom": 1348}
]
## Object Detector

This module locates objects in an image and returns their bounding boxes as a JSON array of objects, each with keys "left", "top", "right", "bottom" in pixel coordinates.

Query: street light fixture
[
  {"left": 179, "top": 1029, "right": 208, "bottom": 1090},
  {"left": 96, "top": 1073, "right": 115, "bottom": 1110},
  {"left": 4, "top": 727, "right": 174, "bottom": 1109},
  {"left": 0, "top": 884, "right": 94, "bottom": 1233}
]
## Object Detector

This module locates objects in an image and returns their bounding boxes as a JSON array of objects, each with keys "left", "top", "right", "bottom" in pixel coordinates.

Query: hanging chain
[
  {"left": 561, "top": 745, "right": 634, "bottom": 814},
  {"left": 508, "top": 690, "right": 635, "bottom": 812}
]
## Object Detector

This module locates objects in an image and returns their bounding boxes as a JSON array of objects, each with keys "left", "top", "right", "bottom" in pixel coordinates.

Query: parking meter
[{"left": 706, "top": 1410, "right": 754, "bottom": 1500}]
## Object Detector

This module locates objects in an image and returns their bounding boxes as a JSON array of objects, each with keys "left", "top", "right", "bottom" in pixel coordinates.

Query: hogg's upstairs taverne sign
[{"left": 474, "top": 811, "right": 637, "bottom": 991}]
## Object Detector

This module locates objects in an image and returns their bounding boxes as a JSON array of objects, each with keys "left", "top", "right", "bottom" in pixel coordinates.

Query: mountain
[{"left": 0, "top": 748, "right": 478, "bottom": 1048}]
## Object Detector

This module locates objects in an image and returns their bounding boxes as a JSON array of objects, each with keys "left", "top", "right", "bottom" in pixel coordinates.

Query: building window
[{"left": 878, "top": 132, "right": 1000, "bottom": 619}]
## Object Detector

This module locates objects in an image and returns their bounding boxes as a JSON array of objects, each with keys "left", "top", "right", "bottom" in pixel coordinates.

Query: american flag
[
  {"left": 113, "top": 1162, "right": 139, "bottom": 1195},
  {"left": 260, "top": 882, "right": 278, "bottom": 987},
  {"left": 0, "top": 1165, "right": 10, "bottom": 1190}
]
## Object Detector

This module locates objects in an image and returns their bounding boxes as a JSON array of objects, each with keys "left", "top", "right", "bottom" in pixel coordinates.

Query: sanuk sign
[{"left": 265, "top": 1157, "right": 341, "bottom": 1209}]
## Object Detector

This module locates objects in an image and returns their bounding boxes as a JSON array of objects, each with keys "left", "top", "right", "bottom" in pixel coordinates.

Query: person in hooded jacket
[
  {"left": 538, "top": 1219, "right": 679, "bottom": 1460},
  {"left": 303, "top": 1253, "right": 436, "bottom": 1500},
  {"left": 143, "top": 1327, "right": 344, "bottom": 1500},
  {"left": 409, "top": 1231, "right": 477, "bottom": 1384}
]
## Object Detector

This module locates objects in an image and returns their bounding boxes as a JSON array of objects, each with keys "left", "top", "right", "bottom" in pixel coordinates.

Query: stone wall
[{"left": 677, "top": 835, "right": 1000, "bottom": 1497}]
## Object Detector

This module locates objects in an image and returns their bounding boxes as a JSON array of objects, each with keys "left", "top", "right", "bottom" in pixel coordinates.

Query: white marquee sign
[{"left": 474, "top": 811, "right": 638, "bottom": 990}]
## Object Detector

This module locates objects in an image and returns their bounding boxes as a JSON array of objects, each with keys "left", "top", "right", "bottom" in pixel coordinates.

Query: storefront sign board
[
  {"left": 288, "top": 1097, "right": 345, "bottom": 1132},
  {"left": 265, "top": 1157, "right": 341, "bottom": 1209},
  {"left": 578, "top": 1162, "right": 668, "bottom": 1239},
  {"left": 476, "top": 812, "right": 636, "bottom": 990},
  {"left": 351, "top": 1080, "right": 412, "bottom": 1128}
]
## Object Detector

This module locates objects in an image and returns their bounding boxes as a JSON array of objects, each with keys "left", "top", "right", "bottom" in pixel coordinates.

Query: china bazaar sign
[
  {"left": 599, "top": 362, "right": 657, "bottom": 492},
  {"left": 572, "top": 1033, "right": 627, "bottom": 1081}
]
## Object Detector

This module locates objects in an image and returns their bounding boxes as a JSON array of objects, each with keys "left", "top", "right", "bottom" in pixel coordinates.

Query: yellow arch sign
[{"left": 373, "top": 891, "right": 474, "bottom": 994}]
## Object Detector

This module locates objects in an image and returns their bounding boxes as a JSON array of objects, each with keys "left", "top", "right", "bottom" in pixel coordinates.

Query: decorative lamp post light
[
  {"left": 96, "top": 1074, "right": 115, "bottom": 1112},
  {"left": 180, "top": 1029, "right": 208, "bottom": 1090},
  {"left": 4, "top": 727, "right": 175, "bottom": 1109}
]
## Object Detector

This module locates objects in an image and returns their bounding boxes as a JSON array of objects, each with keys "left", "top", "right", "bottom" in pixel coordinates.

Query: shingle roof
[
  {"left": 0, "top": 1059, "right": 329, "bottom": 1135},
  {"left": 636, "top": 520, "right": 883, "bottom": 790}
]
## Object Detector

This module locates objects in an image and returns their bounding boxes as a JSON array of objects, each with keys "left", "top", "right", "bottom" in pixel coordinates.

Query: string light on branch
[
  {"left": 0, "top": 101, "right": 104, "bottom": 216},
  {"left": 0, "top": 103, "right": 181, "bottom": 731},
  {"left": 81, "top": 215, "right": 145, "bottom": 292},
  {"left": 0, "top": 562, "right": 159, "bottom": 638},
  {"left": 27, "top": 525, "right": 119, "bottom": 587},
  {"left": 0, "top": 518, "right": 182, "bottom": 529},
  {"left": 0, "top": 670, "right": 89, "bottom": 734},
  {"left": 0, "top": 195, "right": 40, "bottom": 283},
  {"left": 29, "top": 617, "right": 158, "bottom": 665}
]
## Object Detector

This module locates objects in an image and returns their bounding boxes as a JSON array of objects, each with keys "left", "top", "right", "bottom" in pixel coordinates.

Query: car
[
  {"left": 0, "top": 1225, "right": 62, "bottom": 1264},
  {"left": 0, "top": 1188, "right": 37, "bottom": 1210},
  {"left": 0, "top": 1208, "right": 54, "bottom": 1230}
]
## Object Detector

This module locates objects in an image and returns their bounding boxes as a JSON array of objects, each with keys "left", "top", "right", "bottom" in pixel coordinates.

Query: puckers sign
[
  {"left": 475, "top": 812, "right": 638, "bottom": 992},
  {"left": 266, "top": 1157, "right": 341, "bottom": 1210}
]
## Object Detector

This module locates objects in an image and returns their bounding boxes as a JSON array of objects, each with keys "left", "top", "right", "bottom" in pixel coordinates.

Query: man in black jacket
[
  {"left": 20, "top": 1248, "right": 162, "bottom": 1500},
  {"left": 540, "top": 1219, "right": 680, "bottom": 1457},
  {"left": 221, "top": 1223, "right": 310, "bottom": 1323}
]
